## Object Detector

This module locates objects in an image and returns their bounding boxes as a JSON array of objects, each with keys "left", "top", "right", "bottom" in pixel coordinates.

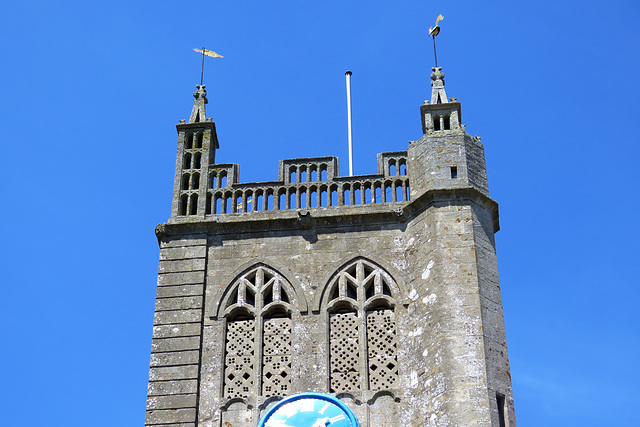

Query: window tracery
[
  {"left": 222, "top": 266, "right": 295, "bottom": 401},
  {"left": 326, "top": 258, "right": 399, "bottom": 394}
]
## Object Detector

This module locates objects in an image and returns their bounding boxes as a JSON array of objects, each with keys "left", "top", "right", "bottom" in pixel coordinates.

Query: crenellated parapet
[
  {"left": 148, "top": 62, "right": 516, "bottom": 427},
  {"left": 174, "top": 152, "right": 410, "bottom": 220}
]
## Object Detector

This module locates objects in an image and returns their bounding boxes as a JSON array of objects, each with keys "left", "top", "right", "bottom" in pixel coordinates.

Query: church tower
[{"left": 145, "top": 69, "right": 516, "bottom": 426}]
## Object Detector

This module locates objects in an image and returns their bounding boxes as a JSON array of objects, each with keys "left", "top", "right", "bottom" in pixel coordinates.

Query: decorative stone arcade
[{"left": 145, "top": 68, "right": 516, "bottom": 427}]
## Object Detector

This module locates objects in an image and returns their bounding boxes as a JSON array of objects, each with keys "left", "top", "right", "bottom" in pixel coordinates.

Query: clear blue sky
[{"left": 1, "top": 1, "right": 639, "bottom": 425}]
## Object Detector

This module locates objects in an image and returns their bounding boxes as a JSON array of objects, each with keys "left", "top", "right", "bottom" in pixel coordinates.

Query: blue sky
[{"left": 1, "top": 1, "right": 639, "bottom": 425}]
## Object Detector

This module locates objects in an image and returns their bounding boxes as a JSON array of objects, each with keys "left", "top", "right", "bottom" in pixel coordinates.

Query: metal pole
[
  {"left": 345, "top": 71, "right": 353, "bottom": 177},
  {"left": 432, "top": 36, "right": 438, "bottom": 68},
  {"left": 200, "top": 47, "right": 205, "bottom": 85}
]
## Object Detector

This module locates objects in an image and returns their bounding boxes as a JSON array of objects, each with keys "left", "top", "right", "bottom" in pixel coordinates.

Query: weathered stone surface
[
  {"left": 153, "top": 309, "right": 201, "bottom": 325},
  {"left": 156, "top": 284, "right": 203, "bottom": 299},
  {"left": 148, "top": 379, "right": 197, "bottom": 396},
  {"left": 155, "top": 296, "right": 202, "bottom": 311},
  {"left": 160, "top": 245, "right": 206, "bottom": 261},
  {"left": 150, "top": 351, "right": 199, "bottom": 367},
  {"left": 157, "top": 271, "right": 205, "bottom": 287},
  {"left": 145, "top": 408, "right": 196, "bottom": 424},
  {"left": 153, "top": 323, "right": 201, "bottom": 339},
  {"left": 146, "top": 423, "right": 194, "bottom": 427},
  {"left": 160, "top": 235, "right": 207, "bottom": 248},
  {"left": 158, "top": 258, "right": 206, "bottom": 274},
  {"left": 147, "top": 394, "right": 197, "bottom": 410},
  {"left": 145, "top": 77, "right": 516, "bottom": 426},
  {"left": 149, "top": 365, "right": 199, "bottom": 382},
  {"left": 151, "top": 336, "right": 201, "bottom": 353}
]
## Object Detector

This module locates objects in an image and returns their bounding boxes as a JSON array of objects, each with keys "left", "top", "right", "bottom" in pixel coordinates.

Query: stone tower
[{"left": 145, "top": 69, "right": 516, "bottom": 426}]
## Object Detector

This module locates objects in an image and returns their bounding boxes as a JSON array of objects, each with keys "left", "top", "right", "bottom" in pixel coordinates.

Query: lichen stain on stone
[
  {"left": 422, "top": 259, "right": 435, "bottom": 279},
  {"left": 408, "top": 327, "right": 423, "bottom": 337},
  {"left": 409, "top": 288, "right": 419, "bottom": 301},
  {"left": 422, "top": 294, "right": 437, "bottom": 305},
  {"left": 410, "top": 370, "right": 419, "bottom": 388}
]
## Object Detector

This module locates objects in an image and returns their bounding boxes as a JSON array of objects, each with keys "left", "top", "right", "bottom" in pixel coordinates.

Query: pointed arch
[
  {"left": 216, "top": 262, "right": 307, "bottom": 319},
  {"left": 316, "top": 257, "right": 404, "bottom": 312},
  {"left": 320, "top": 257, "right": 401, "bottom": 394},
  {"left": 219, "top": 264, "right": 300, "bottom": 403}
]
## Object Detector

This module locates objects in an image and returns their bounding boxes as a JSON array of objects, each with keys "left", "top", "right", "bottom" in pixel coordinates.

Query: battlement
[{"left": 174, "top": 151, "right": 409, "bottom": 219}]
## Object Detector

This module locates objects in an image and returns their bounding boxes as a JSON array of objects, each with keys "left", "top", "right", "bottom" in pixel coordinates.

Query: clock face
[{"left": 258, "top": 393, "right": 360, "bottom": 427}]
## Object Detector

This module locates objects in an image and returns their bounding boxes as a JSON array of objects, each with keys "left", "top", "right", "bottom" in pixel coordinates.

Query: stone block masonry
[{"left": 145, "top": 68, "right": 516, "bottom": 426}]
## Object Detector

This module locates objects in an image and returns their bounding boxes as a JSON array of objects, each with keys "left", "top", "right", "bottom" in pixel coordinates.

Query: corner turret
[
  {"left": 171, "top": 85, "right": 220, "bottom": 218},
  {"left": 408, "top": 67, "right": 489, "bottom": 200}
]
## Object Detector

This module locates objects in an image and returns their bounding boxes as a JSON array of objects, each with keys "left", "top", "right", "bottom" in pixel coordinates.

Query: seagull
[{"left": 429, "top": 14, "right": 444, "bottom": 37}]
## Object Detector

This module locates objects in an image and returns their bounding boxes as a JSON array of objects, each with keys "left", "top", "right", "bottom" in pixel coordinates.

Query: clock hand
[{"left": 310, "top": 417, "right": 330, "bottom": 427}]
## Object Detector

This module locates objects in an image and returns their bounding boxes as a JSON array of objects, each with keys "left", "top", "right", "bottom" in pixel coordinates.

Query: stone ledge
[
  {"left": 158, "top": 259, "right": 206, "bottom": 274},
  {"left": 155, "top": 187, "right": 499, "bottom": 243},
  {"left": 150, "top": 351, "right": 199, "bottom": 367},
  {"left": 153, "top": 323, "right": 201, "bottom": 339},
  {"left": 154, "top": 310, "right": 202, "bottom": 325},
  {"left": 160, "top": 246, "right": 207, "bottom": 261},
  {"left": 148, "top": 379, "right": 198, "bottom": 396},
  {"left": 155, "top": 296, "right": 203, "bottom": 311},
  {"left": 147, "top": 394, "right": 198, "bottom": 410},
  {"left": 151, "top": 336, "right": 201, "bottom": 353},
  {"left": 145, "top": 407, "right": 196, "bottom": 425},
  {"left": 157, "top": 272, "right": 205, "bottom": 287},
  {"left": 149, "top": 365, "right": 199, "bottom": 382},
  {"left": 156, "top": 284, "right": 204, "bottom": 299}
]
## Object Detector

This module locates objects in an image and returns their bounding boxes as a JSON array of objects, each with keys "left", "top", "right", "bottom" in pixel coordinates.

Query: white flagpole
[{"left": 345, "top": 71, "right": 353, "bottom": 177}]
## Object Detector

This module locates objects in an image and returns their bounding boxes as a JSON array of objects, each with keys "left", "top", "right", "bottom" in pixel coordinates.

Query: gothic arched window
[
  {"left": 324, "top": 258, "right": 400, "bottom": 394},
  {"left": 221, "top": 265, "right": 296, "bottom": 401}
]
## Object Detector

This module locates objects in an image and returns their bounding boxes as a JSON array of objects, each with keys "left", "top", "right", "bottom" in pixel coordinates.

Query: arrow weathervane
[{"left": 193, "top": 47, "right": 223, "bottom": 86}]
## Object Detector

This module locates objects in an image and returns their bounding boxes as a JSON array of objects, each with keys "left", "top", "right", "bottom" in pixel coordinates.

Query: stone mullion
[
  {"left": 255, "top": 315, "right": 264, "bottom": 408},
  {"left": 356, "top": 261, "right": 365, "bottom": 302},
  {"left": 231, "top": 193, "right": 238, "bottom": 213},
  {"left": 374, "top": 270, "right": 382, "bottom": 295},
  {"left": 314, "top": 187, "right": 321, "bottom": 208},
  {"left": 254, "top": 268, "right": 265, "bottom": 406},
  {"left": 358, "top": 304, "right": 369, "bottom": 393},
  {"left": 240, "top": 192, "right": 247, "bottom": 213},
  {"left": 273, "top": 277, "right": 281, "bottom": 303},
  {"left": 356, "top": 263, "right": 370, "bottom": 392},
  {"left": 238, "top": 281, "right": 246, "bottom": 305},
  {"left": 338, "top": 274, "right": 347, "bottom": 298}
]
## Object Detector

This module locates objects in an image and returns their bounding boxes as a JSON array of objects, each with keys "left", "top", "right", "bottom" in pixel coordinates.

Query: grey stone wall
[
  {"left": 146, "top": 234, "right": 207, "bottom": 427},
  {"left": 145, "top": 80, "right": 515, "bottom": 426}
]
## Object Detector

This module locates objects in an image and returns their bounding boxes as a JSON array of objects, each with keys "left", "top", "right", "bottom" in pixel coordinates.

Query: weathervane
[
  {"left": 193, "top": 47, "right": 223, "bottom": 86},
  {"left": 428, "top": 14, "right": 444, "bottom": 68}
]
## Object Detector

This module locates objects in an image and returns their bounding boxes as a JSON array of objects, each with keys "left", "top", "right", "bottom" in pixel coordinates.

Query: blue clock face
[{"left": 258, "top": 393, "right": 360, "bottom": 427}]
